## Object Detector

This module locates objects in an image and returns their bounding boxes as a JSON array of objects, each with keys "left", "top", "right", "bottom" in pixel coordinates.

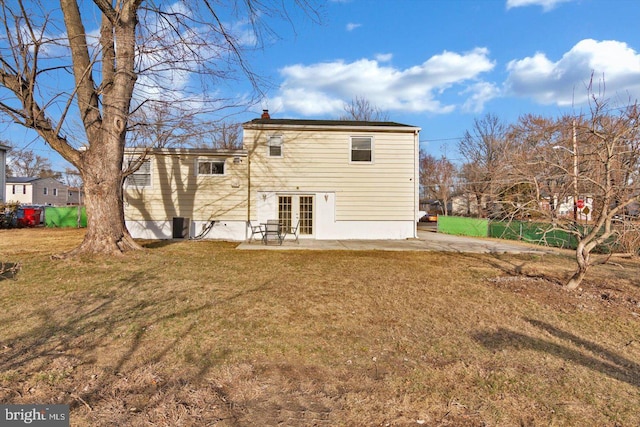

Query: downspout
[
  {"left": 414, "top": 128, "right": 419, "bottom": 238},
  {"left": 246, "top": 135, "right": 252, "bottom": 241}
]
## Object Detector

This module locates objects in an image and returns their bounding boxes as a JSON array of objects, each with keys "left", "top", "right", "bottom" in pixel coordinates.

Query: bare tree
[
  {"left": 127, "top": 102, "right": 199, "bottom": 150},
  {"left": 0, "top": 0, "right": 319, "bottom": 256},
  {"left": 565, "top": 97, "right": 640, "bottom": 288},
  {"left": 63, "top": 166, "right": 83, "bottom": 188},
  {"left": 5, "top": 145, "right": 55, "bottom": 177},
  {"left": 419, "top": 150, "right": 456, "bottom": 215},
  {"left": 506, "top": 97, "right": 640, "bottom": 289},
  {"left": 187, "top": 121, "right": 242, "bottom": 149},
  {"left": 503, "top": 114, "right": 574, "bottom": 221},
  {"left": 339, "top": 96, "right": 390, "bottom": 121},
  {"left": 458, "top": 113, "right": 511, "bottom": 217},
  {"left": 211, "top": 122, "right": 242, "bottom": 149}
]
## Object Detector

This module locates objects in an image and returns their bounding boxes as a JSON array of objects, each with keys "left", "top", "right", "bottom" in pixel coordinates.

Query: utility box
[{"left": 172, "top": 217, "right": 190, "bottom": 239}]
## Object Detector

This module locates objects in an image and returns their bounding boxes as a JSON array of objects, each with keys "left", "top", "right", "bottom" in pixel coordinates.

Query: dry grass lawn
[{"left": 1, "top": 228, "right": 639, "bottom": 426}]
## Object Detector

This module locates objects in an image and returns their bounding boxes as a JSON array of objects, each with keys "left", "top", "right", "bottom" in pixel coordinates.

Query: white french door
[{"left": 278, "top": 195, "right": 314, "bottom": 236}]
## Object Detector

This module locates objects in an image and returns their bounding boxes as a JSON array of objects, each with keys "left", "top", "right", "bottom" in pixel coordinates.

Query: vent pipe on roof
[{"left": 261, "top": 109, "right": 270, "bottom": 119}]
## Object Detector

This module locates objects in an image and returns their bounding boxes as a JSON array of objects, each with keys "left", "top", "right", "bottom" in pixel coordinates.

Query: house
[
  {"left": 124, "top": 113, "right": 421, "bottom": 241},
  {"left": 5, "top": 177, "right": 71, "bottom": 206},
  {"left": 66, "top": 187, "right": 84, "bottom": 205},
  {"left": 0, "top": 144, "right": 7, "bottom": 203}
]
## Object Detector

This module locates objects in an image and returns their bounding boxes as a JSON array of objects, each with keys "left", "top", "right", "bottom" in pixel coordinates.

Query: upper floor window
[
  {"left": 43, "top": 187, "right": 48, "bottom": 195},
  {"left": 350, "top": 136, "right": 373, "bottom": 162},
  {"left": 268, "top": 135, "right": 283, "bottom": 157},
  {"left": 198, "top": 159, "right": 225, "bottom": 175},
  {"left": 125, "top": 159, "right": 151, "bottom": 187}
]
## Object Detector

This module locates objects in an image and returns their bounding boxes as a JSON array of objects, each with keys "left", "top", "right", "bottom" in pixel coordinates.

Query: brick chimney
[{"left": 261, "top": 109, "right": 270, "bottom": 119}]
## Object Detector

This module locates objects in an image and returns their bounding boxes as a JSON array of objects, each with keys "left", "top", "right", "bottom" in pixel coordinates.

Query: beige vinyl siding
[
  {"left": 125, "top": 152, "right": 248, "bottom": 222},
  {"left": 245, "top": 127, "right": 417, "bottom": 221}
]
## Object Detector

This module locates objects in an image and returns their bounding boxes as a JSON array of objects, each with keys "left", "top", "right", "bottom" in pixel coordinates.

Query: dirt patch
[{"left": 487, "top": 274, "right": 640, "bottom": 317}]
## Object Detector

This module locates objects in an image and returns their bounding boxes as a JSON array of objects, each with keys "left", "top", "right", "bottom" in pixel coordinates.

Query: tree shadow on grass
[
  {"left": 0, "top": 273, "right": 274, "bottom": 425},
  {"left": 464, "top": 252, "right": 567, "bottom": 286},
  {"left": 472, "top": 318, "right": 640, "bottom": 388},
  {"left": 140, "top": 240, "right": 182, "bottom": 249}
]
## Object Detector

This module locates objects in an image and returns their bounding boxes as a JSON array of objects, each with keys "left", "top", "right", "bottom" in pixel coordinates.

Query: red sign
[{"left": 577, "top": 199, "right": 585, "bottom": 209}]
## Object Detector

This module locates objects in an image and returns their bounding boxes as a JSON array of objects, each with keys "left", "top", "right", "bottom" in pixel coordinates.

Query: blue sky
[
  {"left": 4, "top": 0, "right": 640, "bottom": 170},
  {"left": 244, "top": 0, "right": 640, "bottom": 162}
]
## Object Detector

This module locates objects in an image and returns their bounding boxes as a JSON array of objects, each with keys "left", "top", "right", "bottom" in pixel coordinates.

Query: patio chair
[
  {"left": 247, "top": 221, "right": 264, "bottom": 242},
  {"left": 285, "top": 220, "right": 300, "bottom": 242},
  {"left": 263, "top": 220, "right": 284, "bottom": 245}
]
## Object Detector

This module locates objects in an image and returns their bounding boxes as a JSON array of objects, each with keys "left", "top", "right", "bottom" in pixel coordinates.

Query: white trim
[
  {"left": 196, "top": 158, "right": 226, "bottom": 176},
  {"left": 349, "top": 135, "right": 374, "bottom": 164},
  {"left": 124, "top": 158, "right": 152, "bottom": 189},
  {"left": 267, "top": 135, "right": 283, "bottom": 158}
]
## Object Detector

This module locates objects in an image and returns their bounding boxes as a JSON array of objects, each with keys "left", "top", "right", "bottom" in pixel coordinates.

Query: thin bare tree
[
  {"left": 419, "top": 151, "right": 456, "bottom": 215},
  {"left": 339, "top": 96, "right": 390, "bottom": 121},
  {"left": 458, "top": 113, "right": 511, "bottom": 218},
  {"left": 5, "top": 144, "right": 55, "bottom": 178}
]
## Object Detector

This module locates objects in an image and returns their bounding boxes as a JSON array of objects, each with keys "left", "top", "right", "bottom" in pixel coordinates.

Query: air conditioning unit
[{"left": 172, "top": 217, "right": 190, "bottom": 239}]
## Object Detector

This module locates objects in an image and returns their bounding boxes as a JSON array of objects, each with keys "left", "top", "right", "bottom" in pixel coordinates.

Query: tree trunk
[
  {"left": 55, "top": 0, "right": 141, "bottom": 257},
  {"left": 59, "top": 137, "right": 141, "bottom": 257},
  {"left": 565, "top": 240, "right": 589, "bottom": 290}
]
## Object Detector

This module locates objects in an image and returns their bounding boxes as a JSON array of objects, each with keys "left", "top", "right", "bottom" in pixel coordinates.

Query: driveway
[{"left": 237, "top": 230, "right": 555, "bottom": 254}]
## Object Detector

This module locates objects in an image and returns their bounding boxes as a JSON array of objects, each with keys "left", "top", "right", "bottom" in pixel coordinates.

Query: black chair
[
  {"left": 286, "top": 220, "right": 300, "bottom": 242},
  {"left": 263, "top": 220, "right": 284, "bottom": 245},
  {"left": 247, "top": 221, "right": 264, "bottom": 242}
]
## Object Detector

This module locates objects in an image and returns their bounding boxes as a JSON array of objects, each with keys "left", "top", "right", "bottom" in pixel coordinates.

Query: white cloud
[
  {"left": 461, "top": 82, "right": 501, "bottom": 113},
  {"left": 506, "top": 0, "right": 574, "bottom": 12},
  {"left": 375, "top": 53, "right": 393, "bottom": 62},
  {"left": 505, "top": 39, "right": 640, "bottom": 106},
  {"left": 270, "top": 48, "right": 496, "bottom": 117},
  {"left": 346, "top": 23, "right": 362, "bottom": 32}
]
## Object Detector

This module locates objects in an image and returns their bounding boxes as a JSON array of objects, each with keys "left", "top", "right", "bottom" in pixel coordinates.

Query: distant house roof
[
  {"left": 0, "top": 144, "right": 9, "bottom": 151},
  {"left": 5, "top": 177, "right": 40, "bottom": 184}
]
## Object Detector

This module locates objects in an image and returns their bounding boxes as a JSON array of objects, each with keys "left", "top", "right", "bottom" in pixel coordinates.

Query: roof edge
[{"left": 242, "top": 118, "right": 420, "bottom": 132}]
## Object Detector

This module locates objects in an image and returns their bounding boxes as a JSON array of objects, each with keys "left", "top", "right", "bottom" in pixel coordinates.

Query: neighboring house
[
  {"left": 554, "top": 195, "right": 593, "bottom": 222},
  {"left": 0, "top": 144, "right": 7, "bottom": 203},
  {"left": 124, "top": 113, "right": 421, "bottom": 241},
  {"left": 5, "top": 177, "right": 70, "bottom": 206},
  {"left": 451, "top": 194, "right": 480, "bottom": 217},
  {"left": 66, "top": 187, "right": 84, "bottom": 205}
]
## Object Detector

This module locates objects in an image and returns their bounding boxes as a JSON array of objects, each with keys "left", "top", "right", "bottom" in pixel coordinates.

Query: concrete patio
[{"left": 236, "top": 230, "right": 556, "bottom": 254}]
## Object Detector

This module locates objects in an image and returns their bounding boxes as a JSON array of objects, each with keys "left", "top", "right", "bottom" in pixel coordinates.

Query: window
[
  {"left": 126, "top": 159, "right": 151, "bottom": 187},
  {"left": 197, "top": 159, "right": 225, "bottom": 175},
  {"left": 53, "top": 188, "right": 58, "bottom": 196},
  {"left": 350, "top": 136, "right": 373, "bottom": 162},
  {"left": 12, "top": 185, "right": 15, "bottom": 194},
  {"left": 268, "top": 136, "right": 283, "bottom": 157},
  {"left": 43, "top": 187, "right": 48, "bottom": 195},
  {"left": 22, "top": 185, "right": 26, "bottom": 195}
]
